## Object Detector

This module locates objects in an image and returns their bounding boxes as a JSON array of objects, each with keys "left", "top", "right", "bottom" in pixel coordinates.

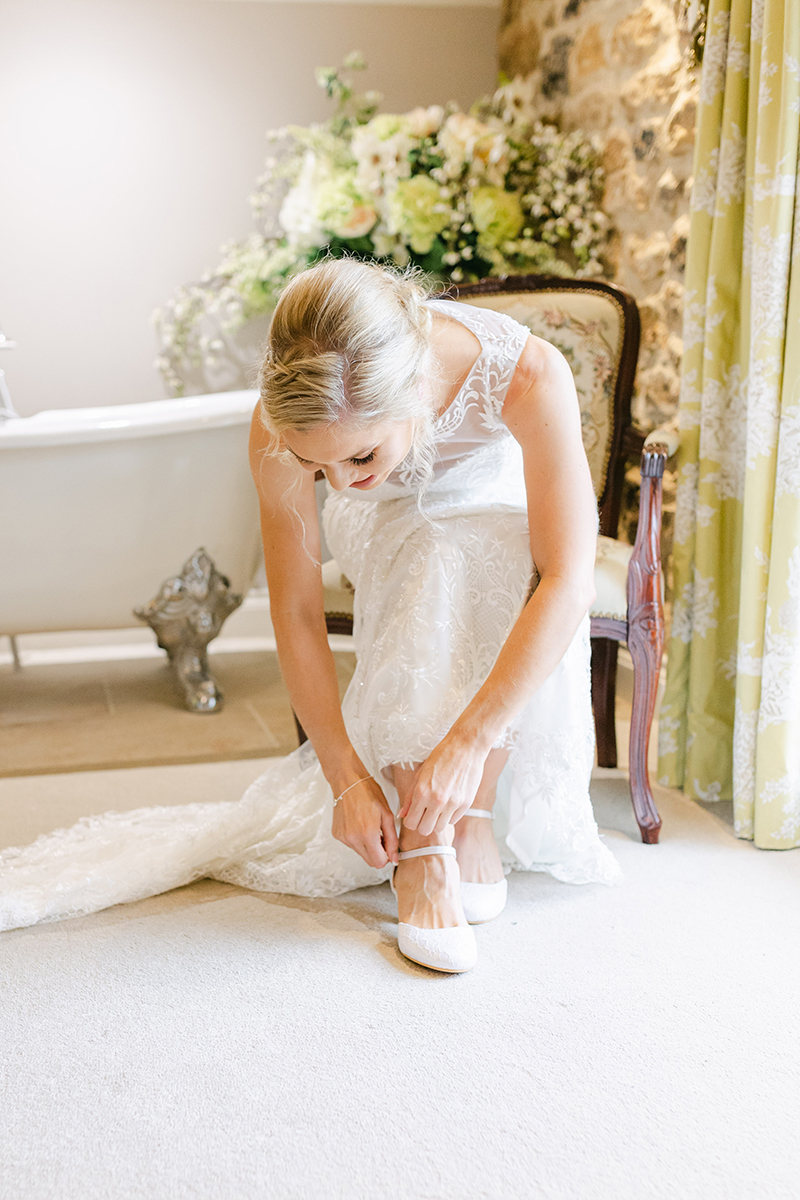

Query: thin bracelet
[{"left": 332, "top": 776, "right": 372, "bottom": 808}]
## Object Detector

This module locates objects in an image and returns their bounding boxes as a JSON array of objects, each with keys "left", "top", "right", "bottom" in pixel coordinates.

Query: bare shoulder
[
  {"left": 248, "top": 402, "right": 274, "bottom": 478},
  {"left": 248, "top": 403, "right": 302, "bottom": 508},
  {"left": 247, "top": 403, "right": 317, "bottom": 538},
  {"left": 502, "top": 334, "right": 578, "bottom": 442},
  {"left": 247, "top": 404, "right": 322, "bottom": 607}
]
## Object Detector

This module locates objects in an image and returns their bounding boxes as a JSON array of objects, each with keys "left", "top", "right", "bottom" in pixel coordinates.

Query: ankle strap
[
  {"left": 462, "top": 809, "right": 493, "bottom": 820},
  {"left": 397, "top": 846, "right": 457, "bottom": 862}
]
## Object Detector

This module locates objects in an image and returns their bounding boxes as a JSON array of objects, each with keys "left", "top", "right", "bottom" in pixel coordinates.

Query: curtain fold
[{"left": 659, "top": 0, "right": 800, "bottom": 849}]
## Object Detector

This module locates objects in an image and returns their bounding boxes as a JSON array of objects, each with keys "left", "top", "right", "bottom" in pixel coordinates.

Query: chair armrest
[
  {"left": 644, "top": 426, "right": 679, "bottom": 458},
  {"left": 620, "top": 426, "right": 679, "bottom": 465}
]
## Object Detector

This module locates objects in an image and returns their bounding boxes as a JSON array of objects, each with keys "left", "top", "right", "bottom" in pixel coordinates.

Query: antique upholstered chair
[{"left": 313, "top": 275, "right": 671, "bottom": 844}]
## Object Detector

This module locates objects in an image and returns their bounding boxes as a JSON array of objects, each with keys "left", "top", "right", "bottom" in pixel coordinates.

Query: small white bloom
[
  {"left": 405, "top": 105, "right": 445, "bottom": 138},
  {"left": 278, "top": 150, "right": 328, "bottom": 248}
]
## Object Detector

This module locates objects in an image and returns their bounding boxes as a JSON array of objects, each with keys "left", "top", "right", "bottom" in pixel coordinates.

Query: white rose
[
  {"left": 437, "top": 113, "right": 509, "bottom": 184},
  {"left": 333, "top": 205, "right": 377, "bottom": 239},
  {"left": 278, "top": 150, "right": 327, "bottom": 248},
  {"left": 315, "top": 172, "right": 377, "bottom": 240},
  {"left": 405, "top": 105, "right": 445, "bottom": 138}
]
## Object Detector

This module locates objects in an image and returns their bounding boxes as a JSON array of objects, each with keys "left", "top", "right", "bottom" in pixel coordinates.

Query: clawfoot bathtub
[{"left": 0, "top": 390, "right": 262, "bottom": 709}]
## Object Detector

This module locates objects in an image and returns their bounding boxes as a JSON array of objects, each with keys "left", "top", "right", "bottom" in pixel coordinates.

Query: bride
[{"left": 0, "top": 258, "right": 620, "bottom": 971}]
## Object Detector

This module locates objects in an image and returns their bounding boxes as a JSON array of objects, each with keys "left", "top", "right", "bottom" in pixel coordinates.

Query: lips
[{"left": 350, "top": 474, "right": 376, "bottom": 489}]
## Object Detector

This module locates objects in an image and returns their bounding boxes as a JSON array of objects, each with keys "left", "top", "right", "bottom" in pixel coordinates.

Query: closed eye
[{"left": 350, "top": 450, "right": 376, "bottom": 466}]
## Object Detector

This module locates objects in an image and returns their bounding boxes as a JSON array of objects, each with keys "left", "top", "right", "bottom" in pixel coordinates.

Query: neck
[{"left": 427, "top": 310, "right": 482, "bottom": 418}]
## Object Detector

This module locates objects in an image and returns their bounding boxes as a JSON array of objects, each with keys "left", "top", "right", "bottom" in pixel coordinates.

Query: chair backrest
[{"left": 451, "top": 275, "right": 640, "bottom": 540}]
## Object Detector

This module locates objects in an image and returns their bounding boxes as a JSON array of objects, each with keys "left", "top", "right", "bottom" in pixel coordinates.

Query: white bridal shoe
[
  {"left": 458, "top": 809, "right": 508, "bottom": 925},
  {"left": 391, "top": 846, "right": 478, "bottom": 974}
]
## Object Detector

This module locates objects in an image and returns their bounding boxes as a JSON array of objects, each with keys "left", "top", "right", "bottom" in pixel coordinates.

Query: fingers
[
  {"left": 419, "top": 808, "right": 449, "bottom": 837},
  {"left": 403, "top": 793, "right": 437, "bottom": 835},
  {"left": 415, "top": 802, "right": 459, "bottom": 837},
  {"left": 332, "top": 809, "right": 399, "bottom": 869},
  {"left": 361, "top": 838, "right": 390, "bottom": 868},
  {"left": 401, "top": 775, "right": 463, "bottom": 834},
  {"left": 400, "top": 782, "right": 435, "bottom": 831},
  {"left": 399, "top": 801, "right": 419, "bottom": 830},
  {"left": 381, "top": 809, "right": 400, "bottom": 864},
  {"left": 337, "top": 829, "right": 392, "bottom": 869},
  {"left": 450, "top": 802, "right": 472, "bottom": 827}
]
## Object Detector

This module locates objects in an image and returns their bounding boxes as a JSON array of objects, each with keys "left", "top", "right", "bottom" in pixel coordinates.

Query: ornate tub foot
[{"left": 134, "top": 548, "right": 244, "bottom": 712}]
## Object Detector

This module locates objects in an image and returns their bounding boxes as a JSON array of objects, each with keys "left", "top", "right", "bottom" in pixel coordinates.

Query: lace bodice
[{"left": 361, "top": 298, "right": 531, "bottom": 499}]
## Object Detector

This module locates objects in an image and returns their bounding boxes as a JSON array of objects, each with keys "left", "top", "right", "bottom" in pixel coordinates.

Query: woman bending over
[
  {"left": 0, "top": 257, "right": 619, "bottom": 952},
  {"left": 250, "top": 257, "right": 615, "bottom": 973}
]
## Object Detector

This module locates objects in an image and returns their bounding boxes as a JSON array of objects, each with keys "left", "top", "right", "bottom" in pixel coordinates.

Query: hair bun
[{"left": 258, "top": 258, "right": 435, "bottom": 436}]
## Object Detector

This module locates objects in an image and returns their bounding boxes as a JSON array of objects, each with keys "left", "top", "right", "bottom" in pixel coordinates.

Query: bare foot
[
  {"left": 452, "top": 810, "right": 505, "bottom": 884},
  {"left": 393, "top": 828, "right": 468, "bottom": 929}
]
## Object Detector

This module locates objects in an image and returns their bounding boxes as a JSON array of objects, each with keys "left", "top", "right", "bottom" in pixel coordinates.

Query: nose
[{"left": 325, "top": 464, "right": 354, "bottom": 491}]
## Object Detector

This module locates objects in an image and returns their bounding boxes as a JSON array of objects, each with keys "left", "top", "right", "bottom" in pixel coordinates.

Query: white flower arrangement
[{"left": 154, "top": 55, "right": 610, "bottom": 395}]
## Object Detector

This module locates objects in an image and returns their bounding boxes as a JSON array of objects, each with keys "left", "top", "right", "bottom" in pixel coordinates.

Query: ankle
[
  {"left": 393, "top": 852, "right": 466, "bottom": 930},
  {"left": 454, "top": 812, "right": 492, "bottom": 838},
  {"left": 399, "top": 824, "right": 454, "bottom": 854}
]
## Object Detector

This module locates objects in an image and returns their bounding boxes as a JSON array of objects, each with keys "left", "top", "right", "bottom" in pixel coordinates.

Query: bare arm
[
  {"left": 400, "top": 337, "right": 598, "bottom": 833},
  {"left": 248, "top": 409, "right": 398, "bottom": 866},
  {"left": 453, "top": 335, "right": 597, "bottom": 747}
]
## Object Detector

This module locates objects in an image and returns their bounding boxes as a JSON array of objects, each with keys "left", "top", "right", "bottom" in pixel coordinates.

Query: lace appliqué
[{"left": 427, "top": 298, "right": 530, "bottom": 436}]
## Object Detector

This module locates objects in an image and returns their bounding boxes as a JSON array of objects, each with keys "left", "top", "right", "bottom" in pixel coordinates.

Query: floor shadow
[
  {"left": 589, "top": 771, "right": 642, "bottom": 842},
  {"left": 696, "top": 799, "right": 735, "bottom": 829},
  {"left": 242, "top": 881, "right": 394, "bottom": 934}
]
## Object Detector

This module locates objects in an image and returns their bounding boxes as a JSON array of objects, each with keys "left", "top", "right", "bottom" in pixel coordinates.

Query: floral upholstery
[
  {"left": 590, "top": 536, "right": 633, "bottom": 622},
  {"left": 322, "top": 558, "right": 354, "bottom": 620},
  {"left": 458, "top": 289, "right": 625, "bottom": 501}
]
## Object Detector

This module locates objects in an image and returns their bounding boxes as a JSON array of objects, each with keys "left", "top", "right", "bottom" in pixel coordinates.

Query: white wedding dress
[{"left": 0, "top": 299, "right": 621, "bottom": 934}]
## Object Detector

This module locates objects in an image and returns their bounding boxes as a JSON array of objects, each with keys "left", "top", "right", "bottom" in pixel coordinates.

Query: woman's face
[{"left": 281, "top": 418, "right": 415, "bottom": 492}]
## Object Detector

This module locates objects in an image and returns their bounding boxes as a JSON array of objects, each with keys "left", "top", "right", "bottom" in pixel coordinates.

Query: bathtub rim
[{"left": 0, "top": 388, "right": 259, "bottom": 449}]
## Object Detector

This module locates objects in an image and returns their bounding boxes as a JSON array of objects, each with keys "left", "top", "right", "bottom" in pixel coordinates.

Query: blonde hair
[{"left": 258, "top": 258, "right": 438, "bottom": 485}]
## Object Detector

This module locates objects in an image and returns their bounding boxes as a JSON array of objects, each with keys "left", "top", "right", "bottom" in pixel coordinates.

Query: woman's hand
[
  {"left": 398, "top": 730, "right": 490, "bottom": 836},
  {"left": 331, "top": 777, "right": 399, "bottom": 869}
]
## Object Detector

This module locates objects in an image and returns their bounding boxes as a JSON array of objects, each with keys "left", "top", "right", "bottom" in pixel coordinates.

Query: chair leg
[
  {"left": 293, "top": 712, "right": 308, "bottom": 747},
  {"left": 591, "top": 638, "right": 618, "bottom": 768},
  {"left": 626, "top": 620, "right": 662, "bottom": 844},
  {"left": 625, "top": 445, "right": 666, "bottom": 844}
]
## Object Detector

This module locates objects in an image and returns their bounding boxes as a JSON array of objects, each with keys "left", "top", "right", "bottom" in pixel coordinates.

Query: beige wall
[{"left": 0, "top": 0, "right": 498, "bottom": 416}]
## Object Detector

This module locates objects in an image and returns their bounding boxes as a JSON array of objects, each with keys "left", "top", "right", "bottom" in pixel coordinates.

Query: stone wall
[{"left": 499, "top": 0, "right": 697, "bottom": 438}]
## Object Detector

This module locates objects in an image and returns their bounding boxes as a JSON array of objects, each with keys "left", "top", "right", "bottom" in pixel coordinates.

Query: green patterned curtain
[{"left": 659, "top": 0, "right": 800, "bottom": 848}]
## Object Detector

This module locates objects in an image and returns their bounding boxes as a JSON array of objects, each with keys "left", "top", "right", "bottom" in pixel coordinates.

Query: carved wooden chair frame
[
  {"left": 451, "top": 276, "right": 667, "bottom": 843},
  {"left": 307, "top": 274, "right": 668, "bottom": 844}
]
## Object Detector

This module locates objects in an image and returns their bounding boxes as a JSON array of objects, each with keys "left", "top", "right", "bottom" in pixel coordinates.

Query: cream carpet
[{"left": 1, "top": 763, "right": 799, "bottom": 1199}]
